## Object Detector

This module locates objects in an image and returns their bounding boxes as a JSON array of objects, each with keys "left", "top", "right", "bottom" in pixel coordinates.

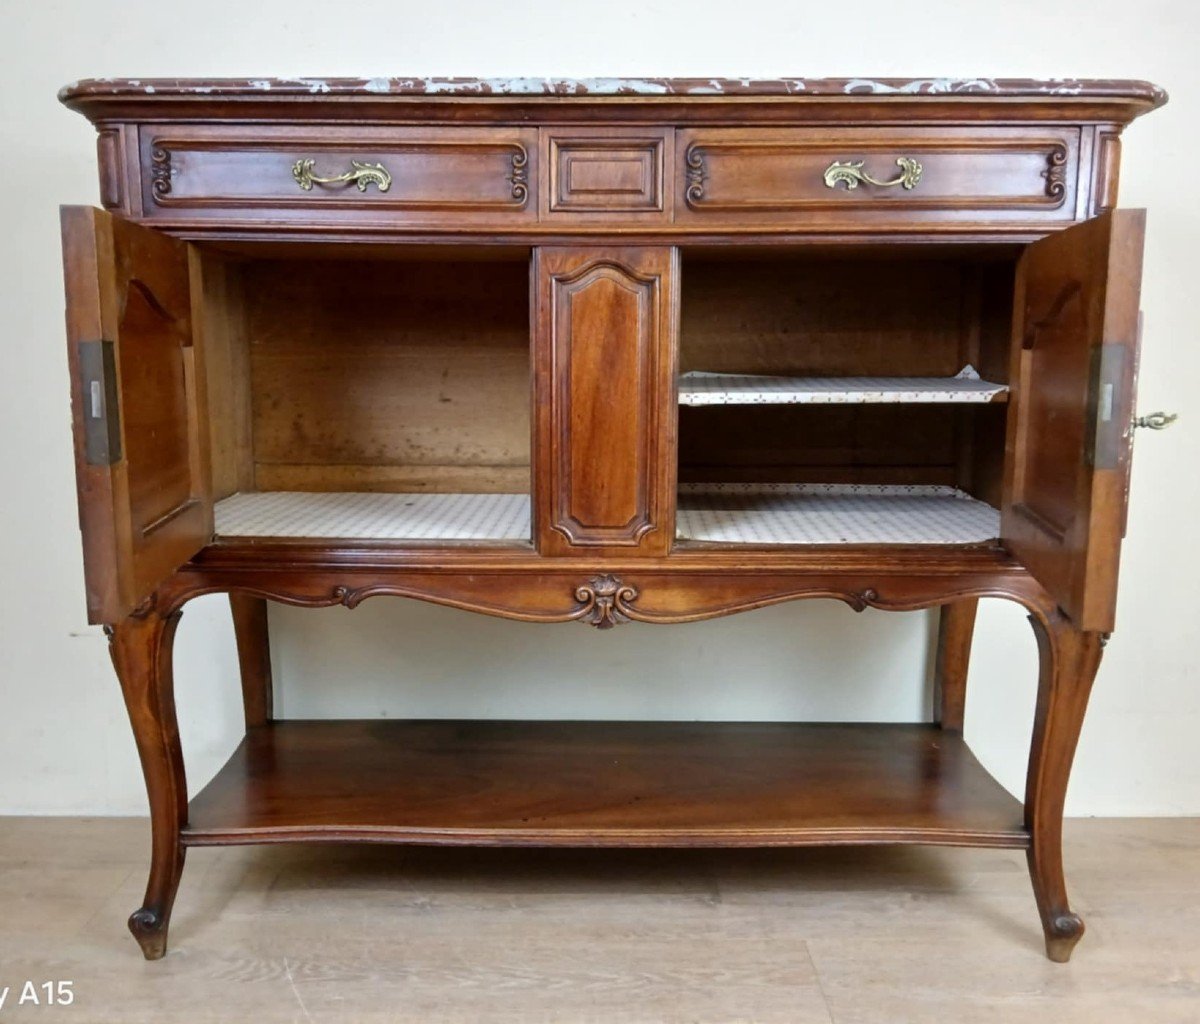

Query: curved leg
[
  {"left": 230, "top": 594, "right": 273, "bottom": 728},
  {"left": 1025, "top": 610, "right": 1105, "bottom": 963},
  {"left": 107, "top": 604, "right": 186, "bottom": 960},
  {"left": 933, "top": 598, "right": 978, "bottom": 731}
]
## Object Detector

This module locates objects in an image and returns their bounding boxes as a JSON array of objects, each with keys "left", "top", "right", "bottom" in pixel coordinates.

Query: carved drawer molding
[
  {"left": 137, "top": 126, "right": 537, "bottom": 227},
  {"left": 545, "top": 132, "right": 667, "bottom": 214},
  {"left": 540, "top": 129, "right": 671, "bottom": 220},
  {"left": 677, "top": 127, "right": 1080, "bottom": 227},
  {"left": 534, "top": 247, "right": 677, "bottom": 557}
]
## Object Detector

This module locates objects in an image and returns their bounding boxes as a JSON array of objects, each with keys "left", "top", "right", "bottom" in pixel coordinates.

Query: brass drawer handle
[
  {"left": 823, "top": 156, "right": 923, "bottom": 191},
  {"left": 292, "top": 158, "right": 392, "bottom": 193},
  {"left": 1134, "top": 411, "right": 1178, "bottom": 430}
]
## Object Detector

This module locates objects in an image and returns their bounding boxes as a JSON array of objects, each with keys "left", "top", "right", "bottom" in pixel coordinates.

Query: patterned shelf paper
[
  {"left": 215, "top": 491, "right": 531, "bottom": 541},
  {"left": 678, "top": 366, "right": 1007, "bottom": 406},
  {"left": 677, "top": 483, "right": 1000, "bottom": 545}
]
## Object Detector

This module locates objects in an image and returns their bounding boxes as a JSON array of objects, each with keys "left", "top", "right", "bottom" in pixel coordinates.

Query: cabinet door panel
[
  {"left": 534, "top": 247, "right": 677, "bottom": 556},
  {"left": 61, "top": 206, "right": 212, "bottom": 623},
  {"left": 1001, "top": 210, "right": 1145, "bottom": 631}
]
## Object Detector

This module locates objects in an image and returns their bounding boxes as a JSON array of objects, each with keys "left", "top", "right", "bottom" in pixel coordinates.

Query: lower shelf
[{"left": 184, "top": 721, "right": 1027, "bottom": 849}]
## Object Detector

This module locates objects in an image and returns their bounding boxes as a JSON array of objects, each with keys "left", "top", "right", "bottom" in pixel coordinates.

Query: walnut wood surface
[
  {"left": 1025, "top": 611, "right": 1106, "bottom": 962},
  {"left": 137, "top": 125, "right": 536, "bottom": 231},
  {"left": 57, "top": 79, "right": 1163, "bottom": 961},
  {"left": 229, "top": 594, "right": 272, "bottom": 728},
  {"left": 184, "top": 720, "right": 1025, "bottom": 847},
  {"left": 677, "top": 127, "right": 1081, "bottom": 232},
  {"left": 1001, "top": 210, "right": 1145, "bottom": 631},
  {"left": 677, "top": 253, "right": 1014, "bottom": 496},
  {"left": 60, "top": 207, "right": 213, "bottom": 623},
  {"left": 933, "top": 598, "right": 979, "bottom": 731},
  {"left": 243, "top": 258, "right": 530, "bottom": 494},
  {"left": 59, "top": 80, "right": 1162, "bottom": 238},
  {"left": 541, "top": 127, "right": 671, "bottom": 221},
  {"left": 534, "top": 247, "right": 677, "bottom": 555},
  {"left": 108, "top": 608, "right": 187, "bottom": 960}
]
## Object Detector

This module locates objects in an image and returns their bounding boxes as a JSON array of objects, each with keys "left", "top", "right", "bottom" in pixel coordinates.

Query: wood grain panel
[
  {"left": 680, "top": 256, "right": 1002, "bottom": 377},
  {"left": 60, "top": 207, "right": 212, "bottom": 623},
  {"left": 194, "top": 252, "right": 253, "bottom": 499},
  {"left": 1001, "top": 210, "right": 1145, "bottom": 630},
  {"left": 245, "top": 259, "right": 530, "bottom": 493},
  {"left": 138, "top": 125, "right": 535, "bottom": 229},
  {"left": 543, "top": 129, "right": 669, "bottom": 217},
  {"left": 678, "top": 127, "right": 1080, "bottom": 231},
  {"left": 185, "top": 720, "right": 1026, "bottom": 847},
  {"left": 535, "top": 247, "right": 677, "bottom": 555},
  {"left": 678, "top": 405, "right": 961, "bottom": 486}
]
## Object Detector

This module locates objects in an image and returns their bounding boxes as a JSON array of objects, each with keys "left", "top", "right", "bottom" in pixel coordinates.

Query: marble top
[{"left": 59, "top": 76, "right": 1167, "bottom": 103}]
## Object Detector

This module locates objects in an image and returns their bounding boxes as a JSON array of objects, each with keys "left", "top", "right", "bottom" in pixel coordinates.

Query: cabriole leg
[
  {"left": 230, "top": 594, "right": 273, "bottom": 728},
  {"left": 933, "top": 598, "right": 978, "bottom": 731},
  {"left": 1025, "top": 610, "right": 1105, "bottom": 963},
  {"left": 107, "top": 605, "right": 187, "bottom": 960}
]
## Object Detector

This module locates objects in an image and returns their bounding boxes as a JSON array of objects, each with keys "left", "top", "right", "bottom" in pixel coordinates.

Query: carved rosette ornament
[
  {"left": 1043, "top": 144, "right": 1068, "bottom": 199},
  {"left": 575, "top": 574, "right": 639, "bottom": 629}
]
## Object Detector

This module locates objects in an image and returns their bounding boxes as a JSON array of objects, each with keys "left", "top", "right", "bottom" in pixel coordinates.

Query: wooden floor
[{"left": 0, "top": 817, "right": 1196, "bottom": 1022}]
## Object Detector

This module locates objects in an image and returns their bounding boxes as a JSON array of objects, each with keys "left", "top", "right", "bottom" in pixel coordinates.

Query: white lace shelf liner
[
  {"left": 677, "top": 484, "right": 1000, "bottom": 545},
  {"left": 678, "top": 366, "right": 1007, "bottom": 406},
  {"left": 214, "top": 491, "right": 531, "bottom": 541}
]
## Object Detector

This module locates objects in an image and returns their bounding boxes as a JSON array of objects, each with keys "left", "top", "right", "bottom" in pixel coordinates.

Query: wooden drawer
[
  {"left": 540, "top": 128, "right": 672, "bottom": 222},
  {"left": 676, "top": 128, "right": 1081, "bottom": 230},
  {"left": 138, "top": 126, "right": 536, "bottom": 228}
]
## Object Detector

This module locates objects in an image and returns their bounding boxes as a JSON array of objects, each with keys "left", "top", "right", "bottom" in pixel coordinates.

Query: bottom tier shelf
[{"left": 184, "top": 721, "right": 1026, "bottom": 849}]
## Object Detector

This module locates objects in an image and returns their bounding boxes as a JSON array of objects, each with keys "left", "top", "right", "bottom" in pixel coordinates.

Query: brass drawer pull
[
  {"left": 1134, "top": 411, "right": 1178, "bottom": 430},
  {"left": 292, "top": 158, "right": 392, "bottom": 193},
  {"left": 823, "top": 156, "right": 923, "bottom": 191}
]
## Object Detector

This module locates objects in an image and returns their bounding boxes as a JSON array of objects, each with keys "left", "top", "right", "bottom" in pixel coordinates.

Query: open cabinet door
[
  {"left": 1002, "top": 210, "right": 1145, "bottom": 632},
  {"left": 61, "top": 207, "right": 212, "bottom": 624}
]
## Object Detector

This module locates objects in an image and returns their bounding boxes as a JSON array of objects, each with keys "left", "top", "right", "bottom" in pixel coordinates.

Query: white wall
[{"left": 1, "top": 0, "right": 1196, "bottom": 816}]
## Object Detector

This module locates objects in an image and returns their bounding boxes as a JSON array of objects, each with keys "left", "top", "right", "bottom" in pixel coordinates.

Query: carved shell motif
[{"left": 575, "top": 574, "right": 639, "bottom": 629}]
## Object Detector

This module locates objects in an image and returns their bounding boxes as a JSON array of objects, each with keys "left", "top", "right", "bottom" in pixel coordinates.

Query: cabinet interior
[
  {"left": 198, "top": 245, "right": 533, "bottom": 542},
  {"left": 676, "top": 248, "right": 1018, "bottom": 545},
  {"left": 197, "top": 242, "right": 1020, "bottom": 547}
]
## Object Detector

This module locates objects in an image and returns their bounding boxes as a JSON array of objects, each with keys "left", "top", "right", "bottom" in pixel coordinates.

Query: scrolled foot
[
  {"left": 128, "top": 907, "right": 169, "bottom": 961},
  {"left": 1043, "top": 911, "right": 1085, "bottom": 963}
]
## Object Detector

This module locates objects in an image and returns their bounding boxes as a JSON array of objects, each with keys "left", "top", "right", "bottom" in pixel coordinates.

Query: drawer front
[
  {"left": 676, "top": 128, "right": 1080, "bottom": 230},
  {"left": 540, "top": 129, "right": 672, "bottom": 222},
  {"left": 138, "top": 126, "right": 536, "bottom": 227}
]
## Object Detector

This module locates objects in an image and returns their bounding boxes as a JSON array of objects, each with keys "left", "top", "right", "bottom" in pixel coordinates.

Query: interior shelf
[
  {"left": 183, "top": 720, "right": 1026, "bottom": 848},
  {"left": 677, "top": 484, "right": 1000, "bottom": 545},
  {"left": 678, "top": 367, "right": 1008, "bottom": 406},
  {"left": 214, "top": 491, "right": 531, "bottom": 541}
]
